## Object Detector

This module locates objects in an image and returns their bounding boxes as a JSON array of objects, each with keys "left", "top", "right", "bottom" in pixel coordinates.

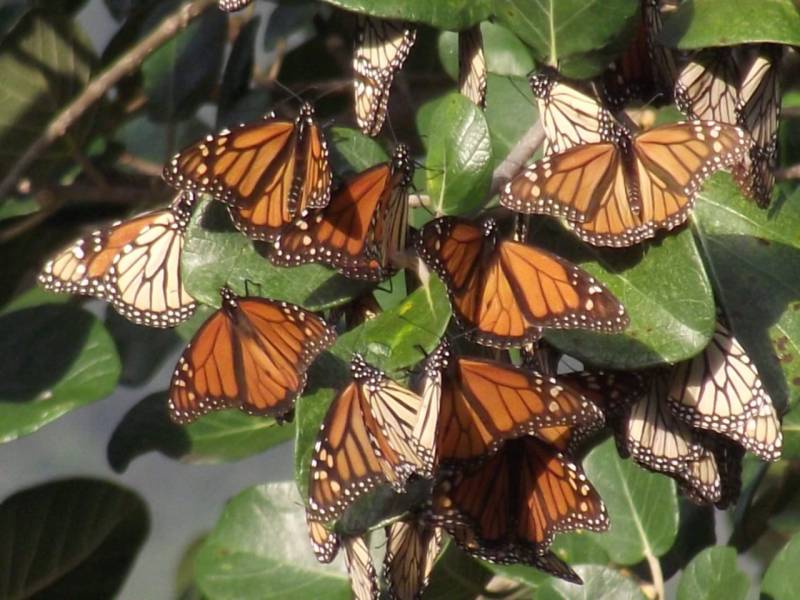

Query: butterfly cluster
[{"left": 36, "top": 1, "right": 786, "bottom": 598}]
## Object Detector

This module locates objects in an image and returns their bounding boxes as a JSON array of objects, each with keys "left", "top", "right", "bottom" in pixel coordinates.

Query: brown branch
[
  {"left": 776, "top": 163, "right": 800, "bottom": 181},
  {"left": 488, "top": 121, "right": 545, "bottom": 198},
  {"left": 0, "top": 0, "right": 217, "bottom": 199}
]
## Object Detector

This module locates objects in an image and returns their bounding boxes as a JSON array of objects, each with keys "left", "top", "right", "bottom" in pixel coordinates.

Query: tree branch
[
  {"left": 0, "top": 0, "right": 217, "bottom": 199},
  {"left": 488, "top": 121, "right": 545, "bottom": 198}
]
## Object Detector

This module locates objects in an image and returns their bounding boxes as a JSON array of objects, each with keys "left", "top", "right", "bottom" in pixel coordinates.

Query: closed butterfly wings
[
  {"left": 502, "top": 121, "right": 752, "bottom": 247},
  {"left": 163, "top": 103, "right": 331, "bottom": 241},
  {"left": 39, "top": 192, "right": 198, "bottom": 328},
  {"left": 384, "top": 515, "right": 442, "bottom": 600},
  {"left": 218, "top": 0, "right": 252, "bottom": 11},
  {"left": 667, "top": 322, "right": 782, "bottom": 462},
  {"left": 168, "top": 286, "right": 334, "bottom": 424},
  {"left": 416, "top": 218, "right": 628, "bottom": 347},
  {"left": 354, "top": 16, "right": 416, "bottom": 136},
  {"left": 273, "top": 145, "right": 412, "bottom": 281},
  {"left": 458, "top": 25, "right": 487, "bottom": 110},
  {"left": 675, "top": 48, "right": 740, "bottom": 124}
]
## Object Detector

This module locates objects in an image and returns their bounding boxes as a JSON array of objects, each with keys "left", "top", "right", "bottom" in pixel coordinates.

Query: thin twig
[
  {"left": 116, "top": 152, "right": 164, "bottom": 178},
  {"left": 776, "top": 163, "right": 800, "bottom": 181},
  {"left": 643, "top": 548, "right": 665, "bottom": 600},
  {"left": 0, "top": 0, "right": 217, "bottom": 199},
  {"left": 488, "top": 121, "right": 545, "bottom": 198}
]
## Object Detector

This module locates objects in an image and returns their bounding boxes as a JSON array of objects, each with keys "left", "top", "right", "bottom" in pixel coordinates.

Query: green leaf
[
  {"left": 493, "top": 0, "right": 639, "bottom": 78},
  {"left": 692, "top": 175, "right": 800, "bottom": 413},
  {"left": 489, "top": 532, "right": 609, "bottom": 588},
  {"left": 105, "top": 311, "right": 181, "bottom": 386},
  {"left": 0, "top": 304, "right": 120, "bottom": 443},
  {"left": 677, "top": 546, "right": 749, "bottom": 600},
  {"left": 319, "top": 0, "right": 492, "bottom": 29},
  {"left": 419, "top": 92, "right": 493, "bottom": 216},
  {"left": 761, "top": 532, "right": 800, "bottom": 600},
  {"left": 584, "top": 439, "right": 679, "bottom": 565},
  {"left": 328, "top": 126, "right": 390, "bottom": 174},
  {"left": 107, "top": 391, "right": 294, "bottom": 472},
  {"left": 438, "top": 22, "right": 536, "bottom": 81},
  {"left": 536, "top": 565, "right": 647, "bottom": 600},
  {"left": 0, "top": 478, "right": 148, "bottom": 600},
  {"left": 182, "top": 197, "right": 371, "bottom": 310},
  {"left": 484, "top": 73, "right": 538, "bottom": 167},
  {"left": 0, "top": 11, "right": 95, "bottom": 178},
  {"left": 0, "top": 196, "right": 39, "bottom": 221},
  {"left": 195, "top": 482, "right": 351, "bottom": 600},
  {"left": 0, "top": 2, "right": 30, "bottom": 41},
  {"left": 661, "top": 0, "right": 800, "bottom": 49},
  {"left": 218, "top": 14, "right": 262, "bottom": 127},
  {"left": 142, "top": 4, "right": 227, "bottom": 122},
  {"left": 424, "top": 544, "right": 494, "bottom": 599},
  {"left": 543, "top": 223, "right": 715, "bottom": 369},
  {"left": 294, "top": 276, "right": 451, "bottom": 497}
]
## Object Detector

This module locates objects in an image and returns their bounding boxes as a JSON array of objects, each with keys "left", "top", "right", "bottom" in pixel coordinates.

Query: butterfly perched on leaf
[
  {"left": 430, "top": 435, "right": 607, "bottom": 580},
  {"left": 501, "top": 120, "right": 752, "bottom": 247},
  {"left": 734, "top": 44, "right": 783, "bottom": 208},
  {"left": 168, "top": 286, "right": 335, "bottom": 424},
  {"left": 272, "top": 144, "right": 413, "bottom": 281},
  {"left": 412, "top": 339, "right": 606, "bottom": 470},
  {"left": 415, "top": 217, "right": 629, "bottom": 347},
  {"left": 163, "top": 103, "right": 331, "bottom": 241},
  {"left": 458, "top": 25, "right": 487, "bottom": 110},
  {"left": 306, "top": 354, "right": 427, "bottom": 522},
  {"left": 39, "top": 192, "right": 198, "bottom": 328},
  {"left": 530, "top": 67, "right": 623, "bottom": 158},
  {"left": 353, "top": 16, "right": 416, "bottom": 136}
]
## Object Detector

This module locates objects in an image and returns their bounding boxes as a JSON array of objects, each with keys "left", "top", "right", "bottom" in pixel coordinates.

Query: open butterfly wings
[
  {"left": 273, "top": 145, "right": 412, "bottom": 281},
  {"left": 458, "top": 25, "right": 487, "bottom": 110},
  {"left": 384, "top": 517, "right": 442, "bottom": 600},
  {"left": 502, "top": 121, "right": 752, "bottom": 247},
  {"left": 39, "top": 192, "right": 198, "bottom": 328},
  {"left": 416, "top": 218, "right": 629, "bottom": 347},
  {"left": 431, "top": 436, "right": 607, "bottom": 571},
  {"left": 168, "top": 287, "right": 334, "bottom": 424},
  {"left": 354, "top": 17, "right": 416, "bottom": 137},
  {"left": 416, "top": 341, "right": 606, "bottom": 467},
  {"left": 163, "top": 103, "right": 331, "bottom": 241},
  {"left": 667, "top": 322, "right": 782, "bottom": 462},
  {"left": 734, "top": 45, "right": 782, "bottom": 208}
]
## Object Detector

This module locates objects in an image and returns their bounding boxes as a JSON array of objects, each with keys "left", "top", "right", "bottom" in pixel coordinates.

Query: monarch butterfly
[
  {"left": 601, "top": 0, "right": 677, "bottom": 110},
  {"left": 272, "top": 145, "right": 412, "bottom": 281},
  {"left": 673, "top": 434, "right": 745, "bottom": 508},
  {"left": 458, "top": 25, "right": 487, "bottom": 110},
  {"left": 383, "top": 513, "right": 442, "bottom": 600},
  {"left": 306, "top": 355, "right": 425, "bottom": 522},
  {"left": 413, "top": 339, "right": 606, "bottom": 470},
  {"left": 734, "top": 44, "right": 782, "bottom": 208},
  {"left": 163, "top": 103, "right": 331, "bottom": 241},
  {"left": 529, "top": 67, "right": 623, "bottom": 160},
  {"left": 415, "top": 217, "right": 629, "bottom": 347},
  {"left": 38, "top": 192, "right": 198, "bottom": 328},
  {"left": 168, "top": 286, "right": 335, "bottom": 424},
  {"left": 307, "top": 517, "right": 341, "bottom": 563},
  {"left": 343, "top": 534, "right": 379, "bottom": 600},
  {"left": 501, "top": 120, "right": 752, "bottom": 247},
  {"left": 430, "top": 435, "right": 608, "bottom": 575},
  {"left": 218, "top": 0, "right": 252, "bottom": 11},
  {"left": 667, "top": 322, "right": 782, "bottom": 462},
  {"left": 675, "top": 48, "right": 740, "bottom": 124},
  {"left": 354, "top": 16, "right": 417, "bottom": 136}
]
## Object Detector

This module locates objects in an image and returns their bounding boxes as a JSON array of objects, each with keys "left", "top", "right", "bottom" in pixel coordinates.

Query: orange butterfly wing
[
  {"left": 164, "top": 104, "right": 330, "bottom": 241},
  {"left": 417, "top": 218, "right": 628, "bottom": 347},
  {"left": 168, "top": 288, "right": 334, "bottom": 424}
]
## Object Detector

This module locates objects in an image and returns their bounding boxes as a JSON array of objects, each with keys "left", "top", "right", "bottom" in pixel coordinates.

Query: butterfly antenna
[
  {"left": 271, "top": 79, "right": 306, "bottom": 108},
  {"left": 243, "top": 279, "right": 262, "bottom": 297}
]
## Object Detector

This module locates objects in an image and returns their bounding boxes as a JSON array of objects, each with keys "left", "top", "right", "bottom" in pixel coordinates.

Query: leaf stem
[
  {"left": 487, "top": 120, "right": 545, "bottom": 198},
  {"left": 0, "top": 0, "right": 217, "bottom": 199},
  {"left": 644, "top": 546, "right": 665, "bottom": 600}
]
